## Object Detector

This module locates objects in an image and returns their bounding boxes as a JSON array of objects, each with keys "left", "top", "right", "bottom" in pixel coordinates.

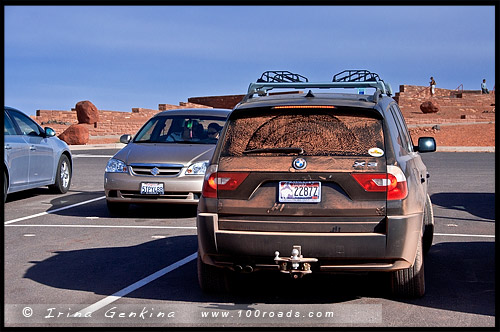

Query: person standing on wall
[
  {"left": 429, "top": 77, "right": 436, "bottom": 96},
  {"left": 481, "top": 79, "right": 489, "bottom": 94}
]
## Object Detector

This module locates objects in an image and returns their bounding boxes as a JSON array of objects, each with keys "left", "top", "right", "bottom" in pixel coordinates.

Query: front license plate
[
  {"left": 140, "top": 182, "right": 164, "bottom": 195},
  {"left": 279, "top": 181, "right": 321, "bottom": 203}
]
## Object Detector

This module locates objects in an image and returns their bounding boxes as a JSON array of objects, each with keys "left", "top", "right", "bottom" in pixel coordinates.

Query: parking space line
[
  {"left": 5, "top": 224, "right": 196, "bottom": 230},
  {"left": 434, "top": 233, "right": 495, "bottom": 238},
  {"left": 4, "top": 196, "right": 106, "bottom": 225},
  {"left": 74, "top": 252, "right": 197, "bottom": 317},
  {"left": 72, "top": 154, "right": 114, "bottom": 158}
]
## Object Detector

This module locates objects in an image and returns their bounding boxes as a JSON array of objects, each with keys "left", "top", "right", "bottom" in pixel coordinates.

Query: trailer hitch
[{"left": 274, "top": 245, "right": 318, "bottom": 279}]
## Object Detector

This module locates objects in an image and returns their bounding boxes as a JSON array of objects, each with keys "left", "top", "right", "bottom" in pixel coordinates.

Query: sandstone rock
[
  {"left": 76, "top": 100, "right": 99, "bottom": 124},
  {"left": 420, "top": 100, "right": 440, "bottom": 114},
  {"left": 58, "top": 124, "right": 89, "bottom": 145}
]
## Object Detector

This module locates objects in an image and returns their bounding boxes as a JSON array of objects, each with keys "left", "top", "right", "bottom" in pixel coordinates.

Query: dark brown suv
[{"left": 197, "top": 70, "right": 436, "bottom": 298}]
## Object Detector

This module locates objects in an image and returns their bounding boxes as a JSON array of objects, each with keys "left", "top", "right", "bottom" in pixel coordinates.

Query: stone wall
[
  {"left": 32, "top": 103, "right": 212, "bottom": 144},
  {"left": 31, "top": 85, "right": 494, "bottom": 144},
  {"left": 188, "top": 94, "right": 245, "bottom": 109},
  {"left": 394, "top": 85, "right": 495, "bottom": 124}
]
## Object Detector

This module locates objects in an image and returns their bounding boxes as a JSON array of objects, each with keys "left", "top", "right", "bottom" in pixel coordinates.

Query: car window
[
  {"left": 4, "top": 111, "right": 18, "bottom": 135},
  {"left": 134, "top": 115, "right": 226, "bottom": 144},
  {"left": 389, "top": 104, "right": 413, "bottom": 154},
  {"left": 8, "top": 110, "right": 42, "bottom": 136},
  {"left": 221, "top": 108, "right": 385, "bottom": 157}
]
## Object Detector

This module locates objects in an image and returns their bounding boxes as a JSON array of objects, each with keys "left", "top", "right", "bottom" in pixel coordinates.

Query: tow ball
[{"left": 274, "top": 245, "right": 318, "bottom": 279}]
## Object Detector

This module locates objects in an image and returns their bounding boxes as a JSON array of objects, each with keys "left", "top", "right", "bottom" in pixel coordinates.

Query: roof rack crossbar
[
  {"left": 256, "top": 71, "right": 309, "bottom": 83},
  {"left": 247, "top": 81, "right": 389, "bottom": 95}
]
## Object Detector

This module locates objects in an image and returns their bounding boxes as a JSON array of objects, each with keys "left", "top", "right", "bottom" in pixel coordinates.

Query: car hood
[{"left": 113, "top": 143, "right": 215, "bottom": 166}]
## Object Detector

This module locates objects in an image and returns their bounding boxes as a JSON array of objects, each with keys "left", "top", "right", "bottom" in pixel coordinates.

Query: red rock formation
[
  {"left": 76, "top": 100, "right": 99, "bottom": 124},
  {"left": 420, "top": 100, "right": 440, "bottom": 114},
  {"left": 58, "top": 124, "right": 89, "bottom": 145}
]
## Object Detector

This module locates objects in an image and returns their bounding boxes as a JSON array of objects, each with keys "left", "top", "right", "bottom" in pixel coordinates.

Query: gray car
[
  {"left": 104, "top": 108, "right": 230, "bottom": 213},
  {"left": 4, "top": 106, "right": 72, "bottom": 201}
]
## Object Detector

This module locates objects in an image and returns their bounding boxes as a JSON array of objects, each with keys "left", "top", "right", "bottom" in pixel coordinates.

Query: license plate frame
[
  {"left": 279, "top": 181, "right": 321, "bottom": 203},
  {"left": 140, "top": 182, "right": 165, "bottom": 195}
]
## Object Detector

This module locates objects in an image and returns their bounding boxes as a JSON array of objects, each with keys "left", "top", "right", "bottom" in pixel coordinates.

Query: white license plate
[
  {"left": 140, "top": 182, "right": 164, "bottom": 195},
  {"left": 279, "top": 181, "right": 321, "bottom": 203}
]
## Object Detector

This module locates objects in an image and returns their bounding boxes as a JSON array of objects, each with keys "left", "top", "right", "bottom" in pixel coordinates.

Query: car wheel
[
  {"left": 391, "top": 235, "right": 425, "bottom": 298},
  {"left": 106, "top": 200, "right": 129, "bottom": 215},
  {"left": 197, "top": 253, "right": 231, "bottom": 293},
  {"left": 422, "top": 193, "right": 434, "bottom": 255},
  {"left": 49, "top": 155, "right": 71, "bottom": 194}
]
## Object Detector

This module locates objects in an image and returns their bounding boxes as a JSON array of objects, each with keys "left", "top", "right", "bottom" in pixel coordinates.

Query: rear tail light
[
  {"left": 351, "top": 165, "right": 408, "bottom": 200},
  {"left": 201, "top": 165, "right": 249, "bottom": 199}
]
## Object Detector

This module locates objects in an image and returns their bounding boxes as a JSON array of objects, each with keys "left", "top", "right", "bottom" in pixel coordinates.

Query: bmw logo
[
  {"left": 150, "top": 167, "right": 160, "bottom": 176},
  {"left": 292, "top": 158, "right": 307, "bottom": 170}
]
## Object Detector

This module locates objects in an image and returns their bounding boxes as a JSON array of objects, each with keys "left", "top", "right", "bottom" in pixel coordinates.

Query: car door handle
[
  {"left": 30, "top": 145, "right": 36, "bottom": 151},
  {"left": 5, "top": 145, "right": 12, "bottom": 150}
]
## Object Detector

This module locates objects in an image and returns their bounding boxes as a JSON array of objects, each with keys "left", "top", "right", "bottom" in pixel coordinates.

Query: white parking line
[
  {"left": 5, "top": 224, "right": 196, "bottom": 230},
  {"left": 72, "top": 154, "right": 114, "bottom": 158},
  {"left": 74, "top": 252, "right": 197, "bottom": 317},
  {"left": 4, "top": 196, "right": 106, "bottom": 225},
  {"left": 434, "top": 233, "right": 495, "bottom": 238}
]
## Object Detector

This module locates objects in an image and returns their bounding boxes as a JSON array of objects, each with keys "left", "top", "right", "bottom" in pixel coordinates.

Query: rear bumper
[{"left": 197, "top": 212, "right": 422, "bottom": 272}]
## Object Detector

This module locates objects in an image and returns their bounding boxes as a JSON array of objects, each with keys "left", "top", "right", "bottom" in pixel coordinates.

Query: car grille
[
  {"left": 120, "top": 190, "right": 194, "bottom": 200},
  {"left": 129, "top": 163, "right": 183, "bottom": 177}
]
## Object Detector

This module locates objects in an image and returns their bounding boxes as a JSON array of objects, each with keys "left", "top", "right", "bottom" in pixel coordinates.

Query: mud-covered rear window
[{"left": 221, "top": 108, "right": 384, "bottom": 157}]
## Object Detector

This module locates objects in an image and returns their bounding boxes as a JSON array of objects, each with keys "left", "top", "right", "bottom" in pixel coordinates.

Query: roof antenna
[{"left": 305, "top": 90, "right": 315, "bottom": 98}]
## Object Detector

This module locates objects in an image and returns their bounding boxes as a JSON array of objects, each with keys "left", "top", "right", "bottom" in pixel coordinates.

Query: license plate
[
  {"left": 140, "top": 182, "right": 164, "bottom": 195},
  {"left": 279, "top": 181, "right": 321, "bottom": 203}
]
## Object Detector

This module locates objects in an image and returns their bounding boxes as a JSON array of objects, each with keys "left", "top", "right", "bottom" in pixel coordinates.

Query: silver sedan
[
  {"left": 104, "top": 108, "right": 230, "bottom": 213},
  {"left": 4, "top": 106, "right": 72, "bottom": 201}
]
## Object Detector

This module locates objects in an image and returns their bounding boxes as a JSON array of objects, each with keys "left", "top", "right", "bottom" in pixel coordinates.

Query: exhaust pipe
[
  {"left": 243, "top": 265, "right": 254, "bottom": 273},
  {"left": 234, "top": 265, "right": 243, "bottom": 273}
]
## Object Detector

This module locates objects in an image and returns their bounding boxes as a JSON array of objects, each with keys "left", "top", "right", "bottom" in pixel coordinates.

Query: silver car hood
[{"left": 114, "top": 143, "right": 215, "bottom": 166}]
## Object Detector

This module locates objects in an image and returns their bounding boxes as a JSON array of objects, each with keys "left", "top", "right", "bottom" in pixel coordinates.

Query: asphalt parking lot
[{"left": 3, "top": 150, "right": 495, "bottom": 328}]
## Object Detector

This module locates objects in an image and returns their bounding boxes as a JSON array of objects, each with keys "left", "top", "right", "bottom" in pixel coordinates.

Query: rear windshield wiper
[{"left": 243, "top": 147, "right": 304, "bottom": 155}]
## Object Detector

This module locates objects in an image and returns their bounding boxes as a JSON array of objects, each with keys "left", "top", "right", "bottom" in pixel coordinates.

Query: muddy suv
[{"left": 197, "top": 70, "right": 436, "bottom": 298}]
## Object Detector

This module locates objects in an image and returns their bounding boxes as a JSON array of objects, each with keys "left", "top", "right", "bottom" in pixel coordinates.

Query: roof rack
[
  {"left": 256, "top": 71, "right": 309, "bottom": 83},
  {"left": 244, "top": 70, "right": 393, "bottom": 103},
  {"left": 333, "top": 69, "right": 382, "bottom": 83}
]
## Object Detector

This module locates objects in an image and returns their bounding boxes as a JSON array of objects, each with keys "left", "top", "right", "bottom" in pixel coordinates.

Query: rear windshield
[{"left": 221, "top": 108, "right": 384, "bottom": 157}]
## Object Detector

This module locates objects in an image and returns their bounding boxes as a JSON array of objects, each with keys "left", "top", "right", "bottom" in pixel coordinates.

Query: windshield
[{"left": 133, "top": 115, "right": 226, "bottom": 144}]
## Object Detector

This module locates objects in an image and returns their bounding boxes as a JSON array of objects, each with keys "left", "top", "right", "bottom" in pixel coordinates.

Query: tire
[
  {"left": 197, "top": 253, "right": 231, "bottom": 293},
  {"left": 106, "top": 200, "right": 129, "bottom": 215},
  {"left": 49, "top": 154, "right": 71, "bottom": 194},
  {"left": 391, "top": 235, "right": 425, "bottom": 298},
  {"left": 422, "top": 193, "right": 434, "bottom": 255}
]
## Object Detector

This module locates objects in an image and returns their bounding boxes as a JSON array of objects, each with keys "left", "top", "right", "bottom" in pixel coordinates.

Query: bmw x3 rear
[{"left": 197, "top": 70, "right": 436, "bottom": 298}]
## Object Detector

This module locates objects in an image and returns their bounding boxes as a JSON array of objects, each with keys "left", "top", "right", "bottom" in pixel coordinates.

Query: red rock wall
[
  {"left": 31, "top": 86, "right": 494, "bottom": 144},
  {"left": 32, "top": 103, "right": 212, "bottom": 144}
]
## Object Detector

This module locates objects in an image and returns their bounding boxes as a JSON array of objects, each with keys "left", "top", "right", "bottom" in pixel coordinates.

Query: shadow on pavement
[
  {"left": 430, "top": 192, "right": 495, "bottom": 221},
  {"left": 24, "top": 235, "right": 494, "bottom": 316}
]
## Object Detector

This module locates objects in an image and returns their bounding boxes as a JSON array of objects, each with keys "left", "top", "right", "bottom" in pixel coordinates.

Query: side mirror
[
  {"left": 120, "top": 134, "right": 132, "bottom": 144},
  {"left": 44, "top": 127, "right": 56, "bottom": 137},
  {"left": 415, "top": 137, "right": 436, "bottom": 153}
]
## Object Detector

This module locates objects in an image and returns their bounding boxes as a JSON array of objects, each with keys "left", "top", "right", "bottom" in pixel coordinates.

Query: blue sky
[{"left": 4, "top": 5, "right": 496, "bottom": 116}]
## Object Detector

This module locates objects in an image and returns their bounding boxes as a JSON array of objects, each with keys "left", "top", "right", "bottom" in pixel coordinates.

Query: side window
[
  {"left": 9, "top": 110, "right": 42, "bottom": 136},
  {"left": 389, "top": 104, "right": 413, "bottom": 153},
  {"left": 4, "top": 111, "right": 18, "bottom": 135}
]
